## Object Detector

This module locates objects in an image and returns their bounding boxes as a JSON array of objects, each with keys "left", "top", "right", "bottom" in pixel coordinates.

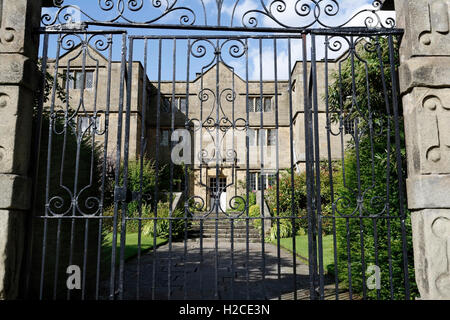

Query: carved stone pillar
[
  {"left": 395, "top": 0, "right": 450, "bottom": 299},
  {"left": 0, "top": 0, "right": 42, "bottom": 299}
]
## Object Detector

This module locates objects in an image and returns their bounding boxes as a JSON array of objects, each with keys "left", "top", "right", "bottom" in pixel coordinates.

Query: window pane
[
  {"left": 247, "top": 98, "right": 254, "bottom": 113},
  {"left": 258, "top": 129, "right": 266, "bottom": 146},
  {"left": 79, "top": 117, "right": 90, "bottom": 133},
  {"left": 163, "top": 98, "right": 171, "bottom": 113},
  {"left": 255, "top": 98, "right": 262, "bottom": 112},
  {"left": 249, "top": 173, "right": 257, "bottom": 191},
  {"left": 85, "top": 71, "right": 94, "bottom": 89},
  {"left": 75, "top": 71, "right": 84, "bottom": 89},
  {"left": 179, "top": 98, "right": 187, "bottom": 113},
  {"left": 258, "top": 173, "right": 266, "bottom": 190},
  {"left": 268, "top": 129, "right": 276, "bottom": 146},
  {"left": 161, "top": 130, "right": 169, "bottom": 146},
  {"left": 248, "top": 129, "right": 256, "bottom": 146},
  {"left": 66, "top": 71, "right": 75, "bottom": 89},
  {"left": 264, "top": 97, "right": 272, "bottom": 112}
]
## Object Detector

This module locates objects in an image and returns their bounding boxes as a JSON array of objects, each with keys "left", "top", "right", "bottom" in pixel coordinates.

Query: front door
[{"left": 210, "top": 177, "right": 227, "bottom": 213}]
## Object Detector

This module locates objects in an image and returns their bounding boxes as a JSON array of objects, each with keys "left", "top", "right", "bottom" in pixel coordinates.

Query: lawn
[
  {"left": 272, "top": 235, "right": 335, "bottom": 272},
  {"left": 102, "top": 233, "right": 167, "bottom": 265}
]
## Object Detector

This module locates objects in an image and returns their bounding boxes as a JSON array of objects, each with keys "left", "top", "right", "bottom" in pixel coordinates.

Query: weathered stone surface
[
  {"left": 0, "top": 54, "right": 39, "bottom": 90},
  {"left": 0, "top": 174, "right": 31, "bottom": 210},
  {"left": 0, "top": 86, "right": 33, "bottom": 175},
  {"left": 407, "top": 176, "right": 450, "bottom": 209},
  {"left": 0, "top": 0, "right": 42, "bottom": 55},
  {"left": 412, "top": 209, "right": 450, "bottom": 299},
  {"left": 402, "top": 88, "right": 450, "bottom": 177},
  {"left": 399, "top": 58, "right": 450, "bottom": 94},
  {"left": 395, "top": 0, "right": 450, "bottom": 60},
  {"left": 396, "top": 0, "right": 450, "bottom": 300},
  {"left": 0, "top": 210, "right": 25, "bottom": 299}
]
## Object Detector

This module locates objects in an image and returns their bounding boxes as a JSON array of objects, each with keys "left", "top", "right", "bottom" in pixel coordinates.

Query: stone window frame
[
  {"left": 248, "top": 96, "right": 273, "bottom": 113},
  {"left": 162, "top": 96, "right": 188, "bottom": 113},
  {"left": 77, "top": 114, "right": 101, "bottom": 135},
  {"left": 65, "top": 69, "right": 95, "bottom": 90},
  {"left": 248, "top": 128, "right": 277, "bottom": 146}
]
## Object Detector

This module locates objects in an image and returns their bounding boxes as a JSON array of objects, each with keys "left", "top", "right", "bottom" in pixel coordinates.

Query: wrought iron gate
[{"left": 24, "top": 0, "right": 413, "bottom": 300}]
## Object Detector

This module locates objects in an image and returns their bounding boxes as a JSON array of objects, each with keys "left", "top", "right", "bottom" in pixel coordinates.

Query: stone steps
[{"left": 190, "top": 213, "right": 263, "bottom": 242}]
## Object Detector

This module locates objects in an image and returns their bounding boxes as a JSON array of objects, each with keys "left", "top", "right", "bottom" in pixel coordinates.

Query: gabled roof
[{"left": 56, "top": 43, "right": 110, "bottom": 64}]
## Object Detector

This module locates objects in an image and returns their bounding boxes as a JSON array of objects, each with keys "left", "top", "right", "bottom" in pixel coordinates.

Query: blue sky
[{"left": 41, "top": 0, "right": 394, "bottom": 81}]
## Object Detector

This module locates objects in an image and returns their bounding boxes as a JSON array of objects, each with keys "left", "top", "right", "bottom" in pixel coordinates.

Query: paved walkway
[{"left": 115, "top": 239, "right": 338, "bottom": 300}]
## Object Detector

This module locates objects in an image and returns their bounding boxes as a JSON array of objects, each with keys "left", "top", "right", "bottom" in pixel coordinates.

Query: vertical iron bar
[
  {"left": 67, "top": 34, "right": 90, "bottom": 300},
  {"left": 152, "top": 38, "right": 163, "bottom": 300},
  {"left": 376, "top": 35, "right": 392, "bottom": 301},
  {"left": 136, "top": 37, "right": 149, "bottom": 300},
  {"left": 183, "top": 38, "right": 191, "bottom": 300},
  {"left": 288, "top": 37, "right": 298, "bottom": 300},
  {"left": 323, "top": 35, "right": 340, "bottom": 300},
  {"left": 349, "top": 36, "right": 367, "bottom": 299},
  {"left": 109, "top": 32, "right": 127, "bottom": 300},
  {"left": 244, "top": 38, "right": 250, "bottom": 301},
  {"left": 302, "top": 33, "right": 317, "bottom": 300},
  {"left": 389, "top": 35, "right": 411, "bottom": 300},
  {"left": 118, "top": 35, "right": 134, "bottom": 300},
  {"left": 273, "top": 38, "right": 281, "bottom": 300},
  {"left": 311, "top": 34, "right": 325, "bottom": 299},
  {"left": 168, "top": 37, "right": 177, "bottom": 300},
  {"left": 258, "top": 37, "right": 266, "bottom": 299},
  {"left": 96, "top": 34, "right": 114, "bottom": 300}
]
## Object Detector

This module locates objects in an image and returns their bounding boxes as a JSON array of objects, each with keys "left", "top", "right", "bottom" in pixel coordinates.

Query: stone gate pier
[
  {"left": 395, "top": 0, "right": 450, "bottom": 299},
  {"left": 0, "top": 0, "right": 42, "bottom": 299}
]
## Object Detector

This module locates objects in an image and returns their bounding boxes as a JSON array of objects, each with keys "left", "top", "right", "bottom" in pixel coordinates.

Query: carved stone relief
[
  {"left": 412, "top": 210, "right": 450, "bottom": 299},
  {"left": 417, "top": 89, "right": 450, "bottom": 174},
  {"left": 404, "top": 0, "right": 450, "bottom": 56},
  {"left": 431, "top": 217, "right": 450, "bottom": 295}
]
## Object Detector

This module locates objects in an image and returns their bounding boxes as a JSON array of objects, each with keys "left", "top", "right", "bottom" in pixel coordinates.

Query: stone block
[
  {"left": 407, "top": 176, "right": 450, "bottom": 209},
  {"left": 0, "top": 210, "right": 25, "bottom": 300},
  {"left": 412, "top": 209, "right": 450, "bottom": 299},
  {"left": 399, "top": 58, "right": 450, "bottom": 94},
  {"left": 0, "top": 174, "right": 31, "bottom": 210},
  {"left": 396, "top": 0, "right": 450, "bottom": 59},
  {"left": 0, "top": 0, "right": 42, "bottom": 56},
  {"left": 0, "top": 86, "right": 33, "bottom": 175},
  {"left": 401, "top": 88, "right": 450, "bottom": 177},
  {"left": 0, "top": 54, "right": 39, "bottom": 90}
]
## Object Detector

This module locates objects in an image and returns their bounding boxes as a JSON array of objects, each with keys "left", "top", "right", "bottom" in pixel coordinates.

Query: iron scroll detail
[{"left": 42, "top": 0, "right": 395, "bottom": 30}]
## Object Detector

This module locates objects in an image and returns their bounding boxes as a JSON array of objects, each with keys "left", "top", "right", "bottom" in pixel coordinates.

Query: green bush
[
  {"left": 268, "top": 211, "right": 293, "bottom": 242},
  {"left": 142, "top": 202, "right": 188, "bottom": 240},
  {"left": 265, "top": 168, "right": 336, "bottom": 236},
  {"left": 248, "top": 204, "right": 261, "bottom": 231}
]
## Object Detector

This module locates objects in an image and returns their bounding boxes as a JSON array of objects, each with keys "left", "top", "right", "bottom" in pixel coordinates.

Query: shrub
[
  {"left": 248, "top": 204, "right": 261, "bottom": 231},
  {"left": 142, "top": 202, "right": 188, "bottom": 240},
  {"left": 265, "top": 167, "right": 337, "bottom": 236},
  {"left": 269, "top": 211, "right": 293, "bottom": 242}
]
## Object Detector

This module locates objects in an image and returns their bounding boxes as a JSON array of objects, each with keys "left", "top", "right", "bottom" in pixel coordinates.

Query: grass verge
[{"left": 271, "top": 235, "right": 335, "bottom": 273}]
